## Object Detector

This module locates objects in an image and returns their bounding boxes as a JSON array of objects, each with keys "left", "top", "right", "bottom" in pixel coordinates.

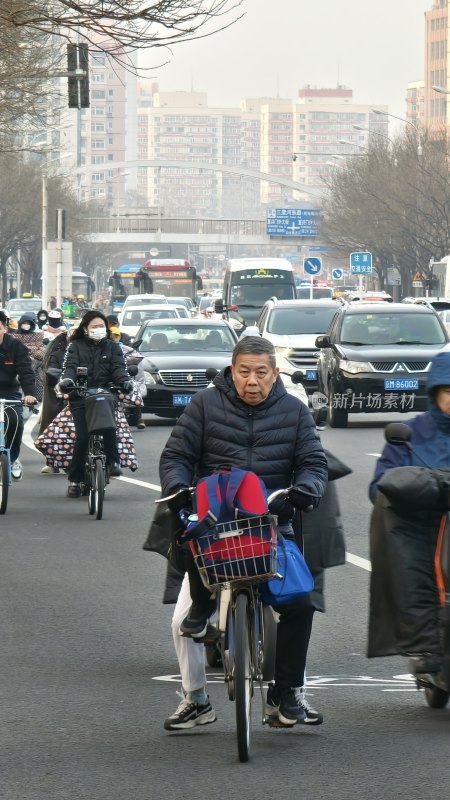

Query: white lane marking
[
  {"left": 24, "top": 415, "right": 373, "bottom": 572},
  {"left": 153, "top": 673, "right": 416, "bottom": 690},
  {"left": 367, "top": 452, "right": 381, "bottom": 457},
  {"left": 115, "top": 475, "right": 161, "bottom": 491},
  {"left": 346, "top": 552, "right": 371, "bottom": 572}
]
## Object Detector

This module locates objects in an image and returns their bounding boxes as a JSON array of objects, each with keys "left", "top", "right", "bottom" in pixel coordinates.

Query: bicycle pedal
[{"left": 265, "top": 716, "right": 295, "bottom": 729}]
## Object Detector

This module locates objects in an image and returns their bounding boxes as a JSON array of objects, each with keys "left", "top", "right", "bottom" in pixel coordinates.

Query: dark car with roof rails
[{"left": 315, "top": 302, "right": 449, "bottom": 428}]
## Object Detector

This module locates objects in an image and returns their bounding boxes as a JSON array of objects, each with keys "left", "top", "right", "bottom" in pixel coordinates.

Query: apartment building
[
  {"left": 76, "top": 50, "right": 131, "bottom": 209},
  {"left": 292, "top": 87, "right": 388, "bottom": 192},
  {"left": 406, "top": 80, "right": 425, "bottom": 128},
  {"left": 424, "top": 0, "right": 449, "bottom": 131}
]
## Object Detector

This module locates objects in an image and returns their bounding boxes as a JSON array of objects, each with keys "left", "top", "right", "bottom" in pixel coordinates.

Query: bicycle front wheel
[
  {"left": 0, "top": 452, "right": 9, "bottom": 514},
  {"left": 234, "top": 591, "right": 253, "bottom": 763},
  {"left": 94, "top": 459, "right": 104, "bottom": 520}
]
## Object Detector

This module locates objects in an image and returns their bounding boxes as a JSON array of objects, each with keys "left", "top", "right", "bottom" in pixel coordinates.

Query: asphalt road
[{"left": 1, "top": 408, "right": 449, "bottom": 800}]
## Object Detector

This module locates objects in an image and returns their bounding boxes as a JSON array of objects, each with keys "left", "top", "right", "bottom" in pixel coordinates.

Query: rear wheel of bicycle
[
  {"left": 94, "top": 459, "right": 104, "bottom": 520},
  {"left": 0, "top": 452, "right": 9, "bottom": 514},
  {"left": 234, "top": 591, "right": 253, "bottom": 763}
]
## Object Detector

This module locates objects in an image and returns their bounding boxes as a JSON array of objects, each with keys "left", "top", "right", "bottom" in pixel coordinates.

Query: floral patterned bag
[{"left": 34, "top": 405, "right": 138, "bottom": 472}]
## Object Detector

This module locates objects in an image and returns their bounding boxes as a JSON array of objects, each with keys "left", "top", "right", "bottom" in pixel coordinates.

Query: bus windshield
[{"left": 230, "top": 279, "right": 296, "bottom": 306}]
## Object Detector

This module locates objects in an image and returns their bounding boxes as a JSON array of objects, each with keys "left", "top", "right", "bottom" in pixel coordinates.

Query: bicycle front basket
[
  {"left": 190, "top": 514, "right": 277, "bottom": 588},
  {"left": 84, "top": 391, "right": 116, "bottom": 433}
]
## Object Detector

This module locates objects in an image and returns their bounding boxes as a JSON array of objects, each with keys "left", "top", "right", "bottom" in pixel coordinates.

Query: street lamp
[{"left": 370, "top": 109, "right": 423, "bottom": 157}]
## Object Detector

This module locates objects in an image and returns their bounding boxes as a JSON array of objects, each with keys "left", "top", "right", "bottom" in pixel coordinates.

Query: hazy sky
[{"left": 142, "top": 0, "right": 431, "bottom": 125}]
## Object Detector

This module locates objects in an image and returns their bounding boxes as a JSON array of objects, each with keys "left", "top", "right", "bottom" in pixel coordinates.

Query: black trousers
[
  {"left": 185, "top": 549, "right": 315, "bottom": 689},
  {"left": 68, "top": 400, "right": 120, "bottom": 482}
]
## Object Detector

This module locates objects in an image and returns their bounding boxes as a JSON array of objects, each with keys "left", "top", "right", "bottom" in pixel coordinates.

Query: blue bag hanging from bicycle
[
  {"left": 84, "top": 391, "right": 117, "bottom": 434},
  {"left": 260, "top": 535, "right": 314, "bottom": 606},
  {"left": 187, "top": 468, "right": 277, "bottom": 585}
]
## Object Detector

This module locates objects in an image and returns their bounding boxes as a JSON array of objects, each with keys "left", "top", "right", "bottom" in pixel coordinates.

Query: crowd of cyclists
[{"left": 2, "top": 296, "right": 450, "bottom": 736}]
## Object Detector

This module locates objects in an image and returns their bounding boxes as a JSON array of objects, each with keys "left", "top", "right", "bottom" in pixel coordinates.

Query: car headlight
[
  {"left": 341, "top": 360, "right": 373, "bottom": 374},
  {"left": 144, "top": 371, "right": 157, "bottom": 385}
]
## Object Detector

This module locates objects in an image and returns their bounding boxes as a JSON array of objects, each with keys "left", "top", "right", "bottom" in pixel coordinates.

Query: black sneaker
[
  {"left": 267, "top": 684, "right": 323, "bottom": 726},
  {"left": 67, "top": 482, "right": 81, "bottom": 498},
  {"left": 409, "top": 655, "right": 442, "bottom": 675},
  {"left": 108, "top": 463, "right": 122, "bottom": 477},
  {"left": 164, "top": 695, "right": 217, "bottom": 731},
  {"left": 180, "top": 599, "right": 217, "bottom": 638}
]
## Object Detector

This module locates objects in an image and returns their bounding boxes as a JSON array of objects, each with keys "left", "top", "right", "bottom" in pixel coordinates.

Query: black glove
[
  {"left": 121, "top": 380, "right": 134, "bottom": 394},
  {"left": 166, "top": 486, "right": 192, "bottom": 514},
  {"left": 287, "top": 486, "right": 319, "bottom": 511}
]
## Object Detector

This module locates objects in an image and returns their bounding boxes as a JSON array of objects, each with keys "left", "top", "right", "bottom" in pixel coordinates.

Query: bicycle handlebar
[{"left": 156, "top": 485, "right": 318, "bottom": 513}]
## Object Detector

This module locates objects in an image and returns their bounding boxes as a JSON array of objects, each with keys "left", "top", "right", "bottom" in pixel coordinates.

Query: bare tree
[
  {"left": 322, "top": 129, "right": 450, "bottom": 295},
  {"left": 1, "top": 1, "right": 244, "bottom": 71}
]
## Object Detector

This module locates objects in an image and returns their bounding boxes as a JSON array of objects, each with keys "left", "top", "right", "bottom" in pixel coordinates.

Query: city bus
[
  {"left": 108, "top": 264, "right": 153, "bottom": 313},
  {"left": 141, "top": 259, "right": 202, "bottom": 301},
  {"left": 217, "top": 257, "right": 297, "bottom": 328}
]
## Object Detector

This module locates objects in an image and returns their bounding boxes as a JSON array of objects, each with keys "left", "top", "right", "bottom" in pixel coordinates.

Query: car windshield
[
  {"left": 123, "top": 308, "right": 178, "bottom": 325},
  {"left": 340, "top": 313, "right": 447, "bottom": 345},
  {"left": 267, "top": 307, "right": 337, "bottom": 335},
  {"left": 296, "top": 287, "right": 334, "bottom": 300},
  {"left": 140, "top": 324, "right": 236, "bottom": 351},
  {"left": 6, "top": 299, "right": 41, "bottom": 313}
]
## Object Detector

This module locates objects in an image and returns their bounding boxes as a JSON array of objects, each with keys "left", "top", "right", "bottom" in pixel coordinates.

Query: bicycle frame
[{"left": 0, "top": 399, "right": 12, "bottom": 484}]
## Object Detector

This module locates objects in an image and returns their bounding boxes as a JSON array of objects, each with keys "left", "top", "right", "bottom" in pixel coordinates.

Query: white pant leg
[{"left": 171, "top": 573, "right": 207, "bottom": 694}]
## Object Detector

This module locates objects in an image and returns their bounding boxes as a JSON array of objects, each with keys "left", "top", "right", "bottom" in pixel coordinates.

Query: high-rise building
[
  {"left": 424, "top": 0, "right": 449, "bottom": 131},
  {"left": 292, "top": 87, "right": 388, "bottom": 192},
  {"left": 406, "top": 80, "right": 425, "bottom": 128},
  {"left": 75, "top": 48, "right": 136, "bottom": 210}
]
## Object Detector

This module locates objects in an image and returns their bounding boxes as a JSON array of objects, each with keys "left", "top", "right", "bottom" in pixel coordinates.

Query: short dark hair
[
  {"left": 0, "top": 311, "right": 8, "bottom": 327},
  {"left": 106, "top": 314, "right": 119, "bottom": 326},
  {"left": 232, "top": 336, "right": 276, "bottom": 370},
  {"left": 72, "top": 309, "right": 110, "bottom": 340}
]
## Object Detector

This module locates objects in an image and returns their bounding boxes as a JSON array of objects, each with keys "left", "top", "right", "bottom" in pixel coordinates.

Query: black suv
[{"left": 315, "top": 303, "right": 449, "bottom": 428}]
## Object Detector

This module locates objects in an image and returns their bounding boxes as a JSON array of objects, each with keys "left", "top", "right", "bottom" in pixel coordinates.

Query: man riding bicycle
[
  {"left": 159, "top": 336, "right": 328, "bottom": 730},
  {"left": 0, "top": 310, "right": 37, "bottom": 480}
]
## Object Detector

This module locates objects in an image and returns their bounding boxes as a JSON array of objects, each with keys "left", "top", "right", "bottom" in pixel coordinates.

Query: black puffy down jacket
[
  {"left": 61, "top": 336, "right": 130, "bottom": 389},
  {"left": 160, "top": 367, "right": 328, "bottom": 503}
]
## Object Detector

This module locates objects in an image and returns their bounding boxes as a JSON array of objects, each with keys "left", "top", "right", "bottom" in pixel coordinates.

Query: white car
[
  {"left": 255, "top": 299, "right": 339, "bottom": 398},
  {"left": 119, "top": 294, "right": 168, "bottom": 323},
  {"left": 120, "top": 304, "right": 180, "bottom": 338}
]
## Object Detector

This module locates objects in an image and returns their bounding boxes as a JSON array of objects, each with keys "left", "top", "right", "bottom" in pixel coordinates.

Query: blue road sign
[
  {"left": 303, "top": 257, "right": 322, "bottom": 275},
  {"left": 332, "top": 268, "right": 344, "bottom": 280},
  {"left": 350, "top": 251, "right": 372, "bottom": 274},
  {"left": 309, "top": 245, "right": 326, "bottom": 252},
  {"left": 266, "top": 208, "right": 320, "bottom": 237}
]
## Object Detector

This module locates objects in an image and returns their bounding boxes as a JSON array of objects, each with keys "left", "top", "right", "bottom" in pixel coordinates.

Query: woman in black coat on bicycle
[{"left": 60, "top": 310, "right": 132, "bottom": 497}]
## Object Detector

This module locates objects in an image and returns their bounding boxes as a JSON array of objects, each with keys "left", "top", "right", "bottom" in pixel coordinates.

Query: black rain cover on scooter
[
  {"left": 377, "top": 466, "right": 450, "bottom": 512},
  {"left": 368, "top": 491, "right": 442, "bottom": 659}
]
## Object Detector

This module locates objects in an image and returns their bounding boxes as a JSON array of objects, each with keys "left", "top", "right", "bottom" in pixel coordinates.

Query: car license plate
[
  {"left": 384, "top": 379, "right": 419, "bottom": 391},
  {"left": 305, "top": 369, "right": 317, "bottom": 381},
  {"left": 172, "top": 394, "right": 193, "bottom": 406}
]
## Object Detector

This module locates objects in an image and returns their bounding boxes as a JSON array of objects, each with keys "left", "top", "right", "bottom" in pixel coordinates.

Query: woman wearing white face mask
[{"left": 60, "top": 310, "right": 133, "bottom": 497}]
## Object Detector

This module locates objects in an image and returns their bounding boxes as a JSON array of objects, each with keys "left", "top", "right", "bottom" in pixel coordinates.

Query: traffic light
[{"left": 67, "top": 43, "right": 90, "bottom": 109}]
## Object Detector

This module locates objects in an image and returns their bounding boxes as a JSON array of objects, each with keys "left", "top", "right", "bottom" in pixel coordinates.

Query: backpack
[{"left": 186, "top": 468, "right": 276, "bottom": 586}]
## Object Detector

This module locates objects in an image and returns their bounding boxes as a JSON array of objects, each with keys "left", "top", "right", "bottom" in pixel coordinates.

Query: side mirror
[
  {"left": 315, "top": 334, "right": 331, "bottom": 348},
  {"left": 384, "top": 422, "right": 411, "bottom": 445},
  {"left": 127, "top": 364, "right": 139, "bottom": 377},
  {"left": 205, "top": 367, "right": 219, "bottom": 382},
  {"left": 290, "top": 370, "right": 306, "bottom": 385},
  {"left": 214, "top": 299, "right": 224, "bottom": 314}
]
